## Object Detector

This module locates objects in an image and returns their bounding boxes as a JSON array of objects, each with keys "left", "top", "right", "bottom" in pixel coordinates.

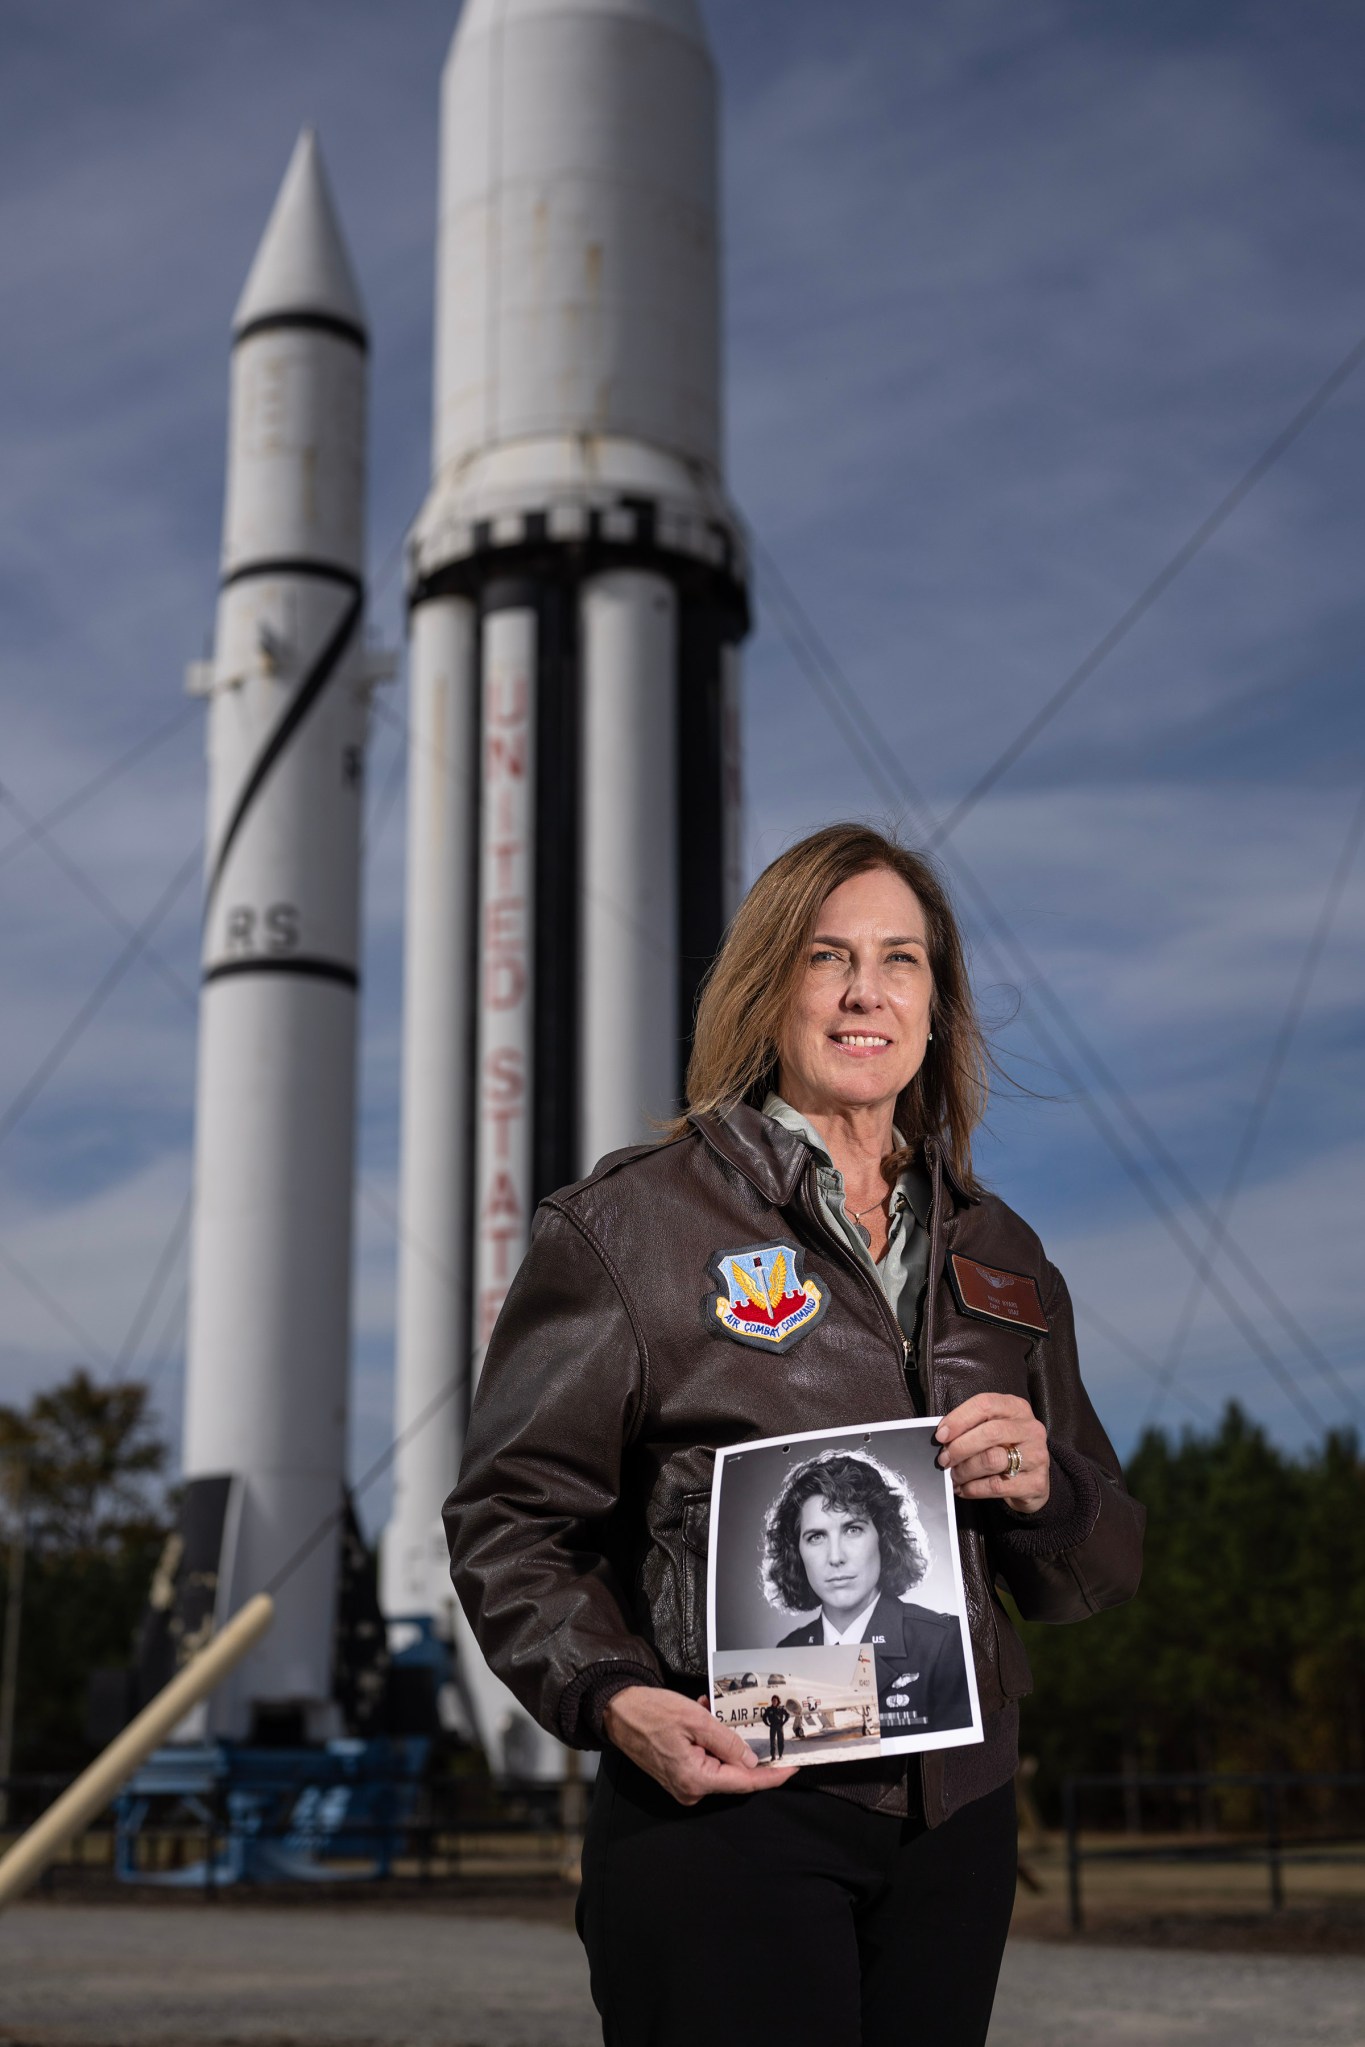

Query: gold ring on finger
[{"left": 1004, "top": 1444, "right": 1022, "bottom": 1480}]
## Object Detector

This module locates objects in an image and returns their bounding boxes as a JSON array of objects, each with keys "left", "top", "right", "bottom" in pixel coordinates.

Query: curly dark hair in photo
[{"left": 761, "top": 1449, "right": 931, "bottom": 1615}]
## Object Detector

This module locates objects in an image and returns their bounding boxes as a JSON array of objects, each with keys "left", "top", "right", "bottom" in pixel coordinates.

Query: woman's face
[
  {"left": 797, "top": 1494, "right": 882, "bottom": 1622},
  {"left": 775, "top": 867, "right": 933, "bottom": 1120}
]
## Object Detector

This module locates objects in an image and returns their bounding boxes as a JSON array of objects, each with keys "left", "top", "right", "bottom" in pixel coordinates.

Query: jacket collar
[
  {"left": 689, "top": 1103, "right": 979, "bottom": 1211},
  {"left": 922, "top": 1135, "right": 979, "bottom": 1207},
  {"left": 688, "top": 1102, "right": 809, "bottom": 1207}
]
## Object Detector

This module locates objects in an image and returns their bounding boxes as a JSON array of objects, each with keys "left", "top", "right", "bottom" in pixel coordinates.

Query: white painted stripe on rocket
[
  {"left": 471, "top": 607, "right": 537, "bottom": 1375},
  {"left": 383, "top": 596, "right": 478, "bottom": 1626},
  {"left": 579, "top": 570, "right": 679, "bottom": 1170}
]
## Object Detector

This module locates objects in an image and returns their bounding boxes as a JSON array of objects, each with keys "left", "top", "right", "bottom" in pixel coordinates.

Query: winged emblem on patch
[
  {"left": 703, "top": 1240, "right": 828, "bottom": 1352},
  {"left": 975, "top": 1265, "right": 1012, "bottom": 1289}
]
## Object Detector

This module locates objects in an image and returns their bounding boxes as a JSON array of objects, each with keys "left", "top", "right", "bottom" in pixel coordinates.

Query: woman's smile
[{"left": 829, "top": 1031, "right": 893, "bottom": 1055}]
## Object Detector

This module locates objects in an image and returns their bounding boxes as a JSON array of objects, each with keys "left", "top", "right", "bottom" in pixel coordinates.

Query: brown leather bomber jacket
[{"left": 444, "top": 1105, "right": 1145, "bottom": 1826}]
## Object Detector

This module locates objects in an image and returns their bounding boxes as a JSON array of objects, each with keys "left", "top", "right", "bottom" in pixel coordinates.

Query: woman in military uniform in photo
[
  {"left": 766, "top": 1447, "right": 972, "bottom": 1738},
  {"left": 446, "top": 823, "right": 1144, "bottom": 2047},
  {"left": 760, "top": 1694, "right": 790, "bottom": 1762}
]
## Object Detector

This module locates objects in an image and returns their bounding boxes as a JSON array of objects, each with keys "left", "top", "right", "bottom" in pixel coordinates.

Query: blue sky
[{"left": 1, "top": 0, "right": 1362, "bottom": 1533}]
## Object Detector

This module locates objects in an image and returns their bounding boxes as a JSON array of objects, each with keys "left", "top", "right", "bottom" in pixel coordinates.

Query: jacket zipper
[
  {"left": 920, "top": 1139, "right": 944, "bottom": 1413},
  {"left": 796, "top": 1160, "right": 919, "bottom": 1410},
  {"left": 798, "top": 1143, "right": 957, "bottom": 1822},
  {"left": 919, "top": 1139, "right": 959, "bottom": 1821}
]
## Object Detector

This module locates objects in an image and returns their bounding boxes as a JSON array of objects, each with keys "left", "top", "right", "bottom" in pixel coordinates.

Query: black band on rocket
[
  {"left": 220, "top": 559, "right": 363, "bottom": 594},
  {"left": 233, "top": 309, "right": 368, "bottom": 353},
  {"left": 203, "top": 956, "right": 359, "bottom": 990}
]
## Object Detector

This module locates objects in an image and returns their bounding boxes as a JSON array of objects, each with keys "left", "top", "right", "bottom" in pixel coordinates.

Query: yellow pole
[{"left": 0, "top": 1591, "right": 273, "bottom": 1910}]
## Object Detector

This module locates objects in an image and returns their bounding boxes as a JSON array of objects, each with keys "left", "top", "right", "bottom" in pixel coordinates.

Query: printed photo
[
  {"left": 712, "top": 1645, "right": 879, "bottom": 1767},
  {"left": 706, "top": 1418, "right": 984, "bottom": 1765}
]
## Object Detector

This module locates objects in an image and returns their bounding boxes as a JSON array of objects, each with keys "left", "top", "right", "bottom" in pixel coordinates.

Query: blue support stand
[{"left": 115, "top": 1736, "right": 430, "bottom": 1886}]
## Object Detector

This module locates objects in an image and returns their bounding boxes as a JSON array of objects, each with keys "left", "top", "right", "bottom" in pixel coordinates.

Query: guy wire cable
[
  {"left": 0, "top": 845, "right": 202, "bottom": 1153},
  {"left": 0, "top": 1241, "right": 114, "bottom": 1374},
  {"left": 264, "top": 1010, "right": 1325, "bottom": 1613},
  {"left": 751, "top": 540, "right": 1342, "bottom": 1428},
  {"left": 0, "top": 564, "right": 409, "bottom": 1392},
  {"left": 0, "top": 837, "right": 197, "bottom": 1368},
  {"left": 1016, "top": 937, "right": 1362, "bottom": 1420},
  {"left": 361, "top": 700, "right": 409, "bottom": 855},
  {"left": 751, "top": 528, "right": 1356, "bottom": 1376},
  {"left": 760, "top": 549, "right": 1340, "bottom": 1426},
  {"left": 358, "top": 1174, "right": 463, "bottom": 1299},
  {"left": 1072, "top": 1299, "right": 1219, "bottom": 1426},
  {"left": 109, "top": 1190, "right": 194, "bottom": 1384},
  {"left": 262, "top": 1361, "right": 470, "bottom": 1600},
  {"left": 927, "top": 323, "right": 1365, "bottom": 847},
  {"left": 261, "top": 754, "right": 1340, "bottom": 1617},
  {"left": 0, "top": 783, "right": 197, "bottom": 1011},
  {"left": 0, "top": 702, "right": 197, "bottom": 877},
  {"left": 995, "top": 986, "right": 1327, "bottom": 1430},
  {"left": 374, "top": 552, "right": 1339, "bottom": 1429},
  {"left": 1143, "top": 780, "right": 1365, "bottom": 1426},
  {"left": 143, "top": 1275, "right": 191, "bottom": 1399}
]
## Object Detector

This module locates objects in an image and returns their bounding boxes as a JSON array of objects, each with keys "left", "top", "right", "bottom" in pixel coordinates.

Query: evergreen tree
[
  {"left": 0, "top": 1371, "right": 170, "bottom": 1773},
  {"left": 1018, "top": 1404, "right": 1365, "bottom": 1817}
]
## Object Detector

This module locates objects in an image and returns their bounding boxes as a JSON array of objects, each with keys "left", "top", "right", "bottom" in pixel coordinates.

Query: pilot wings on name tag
[{"left": 947, "top": 1253, "right": 1050, "bottom": 1335}]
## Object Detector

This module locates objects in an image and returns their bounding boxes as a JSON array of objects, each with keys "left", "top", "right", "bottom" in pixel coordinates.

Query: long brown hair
[{"left": 673, "top": 823, "right": 988, "bottom": 1191}]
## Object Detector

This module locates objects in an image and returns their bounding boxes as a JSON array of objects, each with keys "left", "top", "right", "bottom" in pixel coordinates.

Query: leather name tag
[{"left": 948, "top": 1254, "right": 1049, "bottom": 1335}]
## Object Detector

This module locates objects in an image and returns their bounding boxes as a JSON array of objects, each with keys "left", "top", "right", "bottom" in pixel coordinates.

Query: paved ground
[{"left": 4, "top": 1904, "right": 1365, "bottom": 2046}]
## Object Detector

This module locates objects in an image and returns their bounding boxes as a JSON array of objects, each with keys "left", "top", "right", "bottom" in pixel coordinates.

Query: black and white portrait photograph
[{"left": 707, "top": 1420, "right": 983, "bottom": 1762}]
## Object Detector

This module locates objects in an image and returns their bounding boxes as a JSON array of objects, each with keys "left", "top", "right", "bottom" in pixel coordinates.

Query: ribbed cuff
[
  {"left": 557, "top": 1660, "right": 664, "bottom": 1749},
  {"left": 993, "top": 1441, "right": 1101, "bottom": 1558}
]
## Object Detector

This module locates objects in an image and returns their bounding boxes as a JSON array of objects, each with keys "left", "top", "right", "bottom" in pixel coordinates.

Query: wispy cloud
[{"left": 1, "top": 1, "right": 1361, "bottom": 1530}]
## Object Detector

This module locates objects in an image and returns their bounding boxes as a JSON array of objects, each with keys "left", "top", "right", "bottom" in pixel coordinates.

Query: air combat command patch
[{"left": 703, "top": 1240, "right": 828, "bottom": 1352}]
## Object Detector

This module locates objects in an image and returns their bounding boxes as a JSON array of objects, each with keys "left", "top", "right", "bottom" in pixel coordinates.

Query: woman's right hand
[{"left": 601, "top": 1686, "right": 797, "bottom": 1806}]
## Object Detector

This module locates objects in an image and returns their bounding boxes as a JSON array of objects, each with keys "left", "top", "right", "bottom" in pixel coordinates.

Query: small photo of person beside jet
[{"left": 710, "top": 1646, "right": 880, "bottom": 1766}]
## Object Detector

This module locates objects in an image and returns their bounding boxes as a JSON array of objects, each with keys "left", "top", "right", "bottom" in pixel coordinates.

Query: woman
[
  {"left": 765, "top": 1447, "right": 972, "bottom": 1737},
  {"left": 446, "top": 823, "right": 1144, "bottom": 2047}
]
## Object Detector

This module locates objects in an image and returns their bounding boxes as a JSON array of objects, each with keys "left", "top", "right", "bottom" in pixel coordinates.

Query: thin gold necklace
[{"left": 844, "top": 1193, "right": 888, "bottom": 1247}]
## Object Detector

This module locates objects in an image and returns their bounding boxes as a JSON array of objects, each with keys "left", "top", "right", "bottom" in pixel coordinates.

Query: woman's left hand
[{"left": 935, "top": 1393, "right": 1050, "bottom": 1514}]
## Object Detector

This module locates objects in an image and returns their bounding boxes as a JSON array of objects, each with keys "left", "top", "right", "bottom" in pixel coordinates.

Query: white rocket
[
  {"left": 178, "top": 132, "right": 386, "bottom": 1741},
  {"left": 383, "top": 0, "right": 749, "bottom": 1776}
]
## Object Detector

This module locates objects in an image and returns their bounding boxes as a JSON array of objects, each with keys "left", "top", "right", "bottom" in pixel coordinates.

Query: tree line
[
  {"left": 1017, "top": 1403, "right": 1365, "bottom": 1816},
  {"left": 2, "top": 1375, "right": 1363, "bottom": 1814}
]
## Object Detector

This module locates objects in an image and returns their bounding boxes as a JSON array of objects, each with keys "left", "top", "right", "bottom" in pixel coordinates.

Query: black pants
[
  {"left": 578, "top": 1752, "right": 1016, "bottom": 2046},
  {"left": 769, "top": 1724, "right": 785, "bottom": 1760}
]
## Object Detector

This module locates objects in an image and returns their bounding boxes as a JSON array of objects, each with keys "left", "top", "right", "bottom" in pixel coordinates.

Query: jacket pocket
[
  {"left": 680, "top": 1491, "right": 711, "bottom": 1678},
  {"left": 987, "top": 1578, "right": 1034, "bottom": 1699},
  {"left": 962, "top": 1524, "right": 1032, "bottom": 1705}
]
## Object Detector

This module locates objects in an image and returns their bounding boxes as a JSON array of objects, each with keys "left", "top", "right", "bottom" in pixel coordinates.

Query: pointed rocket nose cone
[{"left": 233, "top": 129, "right": 367, "bottom": 339}]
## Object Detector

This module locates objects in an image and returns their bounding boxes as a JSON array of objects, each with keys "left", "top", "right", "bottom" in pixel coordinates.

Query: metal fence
[
  {"left": 0, "top": 1768, "right": 583, "bottom": 1895},
  {"left": 1061, "top": 1770, "right": 1365, "bottom": 1931}
]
